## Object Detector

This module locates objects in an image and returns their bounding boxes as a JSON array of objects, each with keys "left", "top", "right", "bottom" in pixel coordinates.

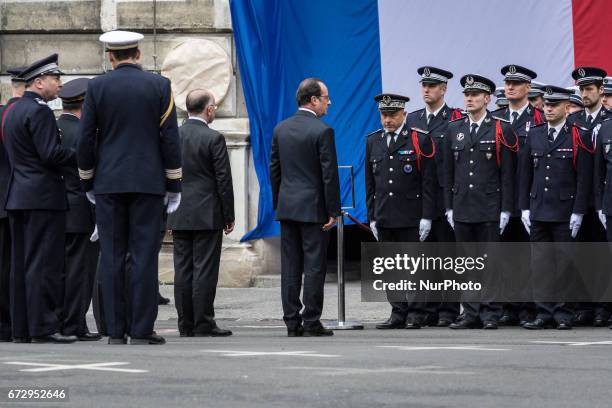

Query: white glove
[
  {"left": 369, "top": 221, "right": 379, "bottom": 241},
  {"left": 499, "top": 211, "right": 511, "bottom": 235},
  {"left": 166, "top": 192, "right": 181, "bottom": 214},
  {"left": 89, "top": 225, "right": 99, "bottom": 242},
  {"left": 598, "top": 210, "right": 607, "bottom": 229},
  {"left": 419, "top": 219, "right": 432, "bottom": 242},
  {"left": 521, "top": 210, "right": 531, "bottom": 235},
  {"left": 445, "top": 209, "right": 454, "bottom": 230},
  {"left": 570, "top": 213, "right": 583, "bottom": 238},
  {"left": 86, "top": 191, "right": 96, "bottom": 205}
]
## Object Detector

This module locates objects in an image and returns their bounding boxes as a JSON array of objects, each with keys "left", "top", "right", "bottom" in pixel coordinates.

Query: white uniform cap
[{"left": 99, "top": 30, "right": 144, "bottom": 51}]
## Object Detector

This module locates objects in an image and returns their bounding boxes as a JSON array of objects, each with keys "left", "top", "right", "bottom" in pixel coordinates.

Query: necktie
[
  {"left": 586, "top": 115, "right": 593, "bottom": 127},
  {"left": 427, "top": 113, "right": 434, "bottom": 126},
  {"left": 470, "top": 123, "right": 478, "bottom": 139},
  {"left": 387, "top": 132, "right": 397, "bottom": 148},
  {"left": 548, "top": 128, "right": 556, "bottom": 143},
  {"left": 511, "top": 111, "right": 519, "bottom": 124}
]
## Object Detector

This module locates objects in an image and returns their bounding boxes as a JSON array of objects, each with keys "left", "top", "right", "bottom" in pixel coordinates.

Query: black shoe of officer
[
  {"left": 574, "top": 311, "right": 593, "bottom": 326},
  {"left": 376, "top": 318, "right": 405, "bottom": 329},
  {"left": 303, "top": 326, "right": 334, "bottom": 337},
  {"left": 483, "top": 320, "right": 498, "bottom": 330},
  {"left": 593, "top": 315, "right": 608, "bottom": 327},
  {"left": 108, "top": 335, "right": 128, "bottom": 344},
  {"left": 194, "top": 326, "right": 233, "bottom": 337},
  {"left": 32, "top": 332, "right": 78, "bottom": 344},
  {"left": 436, "top": 318, "right": 453, "bottom": 327},
  {"left": 158, "top": 293, "right": 170, "bottom": 305},
  {"left": 499, "top": 314, "right": 519, "bottom": 326},
  {"left": 405, "top": 318, "right": 421, "bottom": 329},
  {"left": 557, "top": 321, "right": 572, "bottom": 330},
  {"left": 78, "top": 332, "right": 102, "bottom": 341},
  {"left": 130, "top": 332, "right": 166, "bottom": 345},
  {"left": 449, "top": 319, "right": 480, "bottom": 329},
  {"left": 287, "top": 326, "right": 304, "bottom": 337},
  {"left": 523, "top": 318, "right": 554, "bottom": 330},
  {"left": 13, "top": 337, "right": 30, "bottom": 343},
  {"left": 180, "top": 331, "right": 194, "bottom": 337}
]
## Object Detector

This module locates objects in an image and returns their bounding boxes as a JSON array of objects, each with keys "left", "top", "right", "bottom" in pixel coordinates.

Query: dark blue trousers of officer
[
  {"left": 95, "top": 193, "right": 163, "bottom": 338},
  {"left": 8, "top": 210, "right": 65, "bottom": 338},
  {"left": 0, "top": 218, "right": 11, "bottom": 341}
]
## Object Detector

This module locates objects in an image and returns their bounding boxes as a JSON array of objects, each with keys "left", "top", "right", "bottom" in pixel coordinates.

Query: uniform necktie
[
  {"left": 586, "top": 115, "right": 593, "bottom": 127},
  {"left": 511, "top": 111, "right": 519, "bottom": 124},
  {"left": 548, "top": 128, "right": 556, "bottom": 143},
  {"left": 470, "top": 123, "right": 478, "bottom": 138},
  {"left": 427, "top": 113, "right": 434, "bottom": 126},
  {"left": 386, "top": 132, "right": 397, "bottom": 148}
]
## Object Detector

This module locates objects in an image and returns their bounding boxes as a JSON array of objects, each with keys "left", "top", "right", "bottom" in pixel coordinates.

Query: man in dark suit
[
  {"left": 77, "top": 31, "right": 182, "bottom": 345},
  {"left": 168, "top": 89, "right": 234, "bottom": 337},
  {"left": 0, "top": 66, "right": 25, "bottom": 342},
  {"left": 3, "top": 54, "right": 77, "bottom": 343},
  {"left": 269, "top": 78, "right": 341, "bottom": 337},
  {"left": 57, "top": 78, "right": 101, "bottom": 341}
]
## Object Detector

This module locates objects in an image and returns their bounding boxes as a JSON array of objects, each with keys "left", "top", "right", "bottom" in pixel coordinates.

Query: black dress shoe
[
  {"left": 483, "top": 321, "right": 498, "bottom": 330},
  {"left": 499, "top": 314, "right": 519, "bottom": 326},
  {"left": 0, "top": 336, "right": 12, "bottom": 342},
  {"left": 593, "top": 315, "right": 608, "bottom": 327},
  {"left": 436, "top": 318, "right": 453, "bottom": 327},
  {"left": 180, "top": 331, "right": 194, "bottom": 337},
  {"left": 158, "top": 294, "right": 170, "bottom": 305},
  {"left": 32, "top": 332, "right": 77, "bottom": 344},
  {"left": 287, "top": 326, "right": 304, "bottom": 337},
  {"left": 194, "top": 327, "right": 233, "bottom": 337},
  {"left": 405, "top": 319, "right": 421, "bottom": 329},
  {"left": 449, "top": 319, "right": 481, "bottom": 329},
  {"left": 519, "top": 320, "right": 530, "bottom": 327},
  {"left": 13, "top": 337, "right": 30, "bottom": 343},
  {"left": 523, "top": 318, "right": 554, "bottom": 330},
  {"left": 303, "top": 327, "right": 334, "bottom": 337},
  {"left": 557, "top": 321, "right": 572, "bottom": 330},
  {"left": 130, "top": 333, "right": 166, "bottom": 345},
  {"left": 77, "top": 332, "right": 102, "bottom": 341},
  {"left": 574, "top": 312, "right": 593, "bottom": 326},
  {"left": 375, "top": 318, "right": 405, "bottom": 329},
  {"left": 108, "top": 335, "right": 128, "bottom": 345}
]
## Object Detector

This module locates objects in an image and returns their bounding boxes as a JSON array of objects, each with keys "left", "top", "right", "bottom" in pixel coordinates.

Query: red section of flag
[{"left": 572, "top": 0, "right": 612, "bottom": 73}]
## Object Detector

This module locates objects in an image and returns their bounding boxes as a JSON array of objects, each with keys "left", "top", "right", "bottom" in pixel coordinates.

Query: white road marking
[
  {"left": 200, "top": 350, "right": 340, "bottom": 358},
  {"left": 378, "top": 345, "right": 510, "bottom": 352},
  {"left": 4, "top": 361, "right": 148, "bottom": 373},
  {"left": 531, "top": 340, "right": 612, "bottom": 346},
  {"left": 283, "top": 365, "right": 475, "bottom": 376}
]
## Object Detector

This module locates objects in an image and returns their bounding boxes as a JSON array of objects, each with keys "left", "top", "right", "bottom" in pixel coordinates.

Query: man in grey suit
[
  {"left": 167, "top": 89, "right": 234, "bottom": 337},
  {"left": 269, "top": 78, "right": 341, "bottom": 337}
]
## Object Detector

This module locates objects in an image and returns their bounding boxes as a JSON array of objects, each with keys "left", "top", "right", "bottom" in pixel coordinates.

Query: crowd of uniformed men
[{"left": 2, "top": 29, "right": 612, "bottom": 344}]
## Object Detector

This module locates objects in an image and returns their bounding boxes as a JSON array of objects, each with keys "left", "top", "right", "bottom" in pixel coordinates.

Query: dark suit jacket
[
  {"left": 167, "top": 119, "right": 234, "bottom": 230},
  {"left": 3, "top": 92, "right": 75, "bottom": 210},
  {"left": 58, "top": 114, "right": 95, "bottom": 233},
  {"left": 77, "top": 63, "right": 182, "bottom": 195},
  {"left": 270, "top": 110, "right": 341, "bottom": 223},
  {"left": 594, "top": 119, "right": 612, "bottom": 215}
]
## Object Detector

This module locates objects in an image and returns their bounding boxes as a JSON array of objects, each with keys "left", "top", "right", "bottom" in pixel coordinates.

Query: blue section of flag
[{"left": 230, "top": 0, "right": 382, "bottom": 241}]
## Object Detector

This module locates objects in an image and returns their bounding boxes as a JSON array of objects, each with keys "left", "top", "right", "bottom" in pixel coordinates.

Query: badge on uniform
[
  {"left": 525, "top": 121, "right": 530, "bottom": 132},
  {"left": 486, "top": 153, "right": 493, "bottom": 160},
  {"left": 403, "top": 164, "right": 413, "bottom": 174},
  {"left": 401, "top": 129, "right": 408, "bottom": 136},
  {"left": 457, "top": 133, "right": 464, "bottom": 141},
  {"left": 484, "top": 117, "right": 491, "bottom": 123}
]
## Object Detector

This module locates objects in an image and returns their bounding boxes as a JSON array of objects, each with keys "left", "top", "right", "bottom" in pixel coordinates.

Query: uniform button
[
  {"left": 390, "top": 156, "right": 394, "bottom": 160},
  {"left": 469, "top": 160, "right": 474, "bottom": 164},
  {"left": 547, "top": 154, "right": 551, "bottom": 158},
  {"left": 416, "top": 194, "right": 420, "bottom": 198},
  {"left": 470, "top": 148, "right": 474, "bottom": 152},
  {"left": 469, "top": 172, "right": 473, "bottom": 176},
  {"left": 389, "top": 168, "right": 393, "bottom": 172},
  {"left": 546, "top": 165, "right": 550, "bottom": 169},
  {"left": 545, "top": 176, "right": 549, "bottom": 180},
  {"left": 544, "top": 187, "right": 548, "bottom": 192},
  {"left": 469, "top": 184, "right": 474, "bottom": 189},
  {"left": 388, "top": 180, "right": 393, "bottom": 184},
  {"left": 389, "top": 192, "right": 394, "bottom": 196}
]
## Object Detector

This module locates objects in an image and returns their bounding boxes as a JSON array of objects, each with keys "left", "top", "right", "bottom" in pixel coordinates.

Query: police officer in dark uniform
[
  {"left": 568, "top": 87, "right": 585, "bottom": 114},
  {"left": 3, "top": 54, "right": 77, "bottom": 343},
  {"left": 56, "top": 78, "right": 101, "bottom": 341},
  {"left": 494, "top": 65, "right": 544, "bottom": 326},
  {"left": 603, "top": 77, "right": 612, "bottom": 110},
  {"left": 0, "top": 66, "right": 25, "bottom": 342},
  {"left": 568, "top": 67, "right": 610, "bottom": 326},
  {"left": 519, "top": 85, "right": 593, "bottom": 330},
  {"left": 528, "top": 81, "right": 546, "bottom": 111},
  {"left": 407, "top": 66, "right": 461, "bottom": 326},
  {"left": 444, "top": 74, "right": 517, "bottom": 330},
  {"left": 77, "top": 31, "right": 182, "bottom": 345},
  {"left": 494, "top": 87, "right": 509, "bottom": 109},
  {"left": 366, "top": 93, "right": 437, "bottom": 330}
]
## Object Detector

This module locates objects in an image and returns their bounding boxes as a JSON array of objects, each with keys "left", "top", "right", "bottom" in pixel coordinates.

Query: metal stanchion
[{"left": 327, "top": 166, "right": 363, "bottom": 330}]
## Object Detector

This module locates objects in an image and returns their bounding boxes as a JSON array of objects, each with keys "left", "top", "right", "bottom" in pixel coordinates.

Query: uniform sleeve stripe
[
  {"left": 165, "top": 168, "right": 182, "bottom": 180},
  {"left": 78, "top": 168, "right": 95, "bottom": 180},
  {"left": 160, "top": 93, "right": 175, "bottom": 127}
]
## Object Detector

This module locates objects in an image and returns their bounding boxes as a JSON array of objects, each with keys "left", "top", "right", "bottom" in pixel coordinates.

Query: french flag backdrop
[{"left": 230, "top": 0, "right": 612, "bottom": 241}]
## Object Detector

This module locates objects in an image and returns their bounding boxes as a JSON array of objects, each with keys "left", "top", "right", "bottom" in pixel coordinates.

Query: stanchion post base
[{"left": 326, "top": 321, "right": 364, "bottom": 330}]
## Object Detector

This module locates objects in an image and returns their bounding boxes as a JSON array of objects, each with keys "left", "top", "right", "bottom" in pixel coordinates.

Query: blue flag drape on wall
[{"left": 230, "top": 0, "right": 382, "bottom": 241}]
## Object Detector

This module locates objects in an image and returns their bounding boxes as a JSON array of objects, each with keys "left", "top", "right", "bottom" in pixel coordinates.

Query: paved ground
[{"left": 1, "top": 283, "right": 612, "bottom": 407}]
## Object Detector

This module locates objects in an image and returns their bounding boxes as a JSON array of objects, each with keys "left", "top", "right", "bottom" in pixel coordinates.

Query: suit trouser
[
  {"left": 454, "top": 221, "right": 503, "bottom": 323},
  {"left": 378, "top": 227, "right": 437, "bottom": 323},
  {"left": 8, "top": 210, "right": 65, "bottom": 338},
  {"left": 426, "top": 218, "right": 460, "bottom": 321},
  {"left": 172, "top": 229, "right": 223, "bottom": 334},
  {"left": 62, "top": 233, "right": 99, "bottom": 336},
  {"left": 501, "top": 217, "right": 536, "bottom": 322},
  {"left": 0, "top": 218, "right": 11, "bottom": 339},
  {"left": 280, "top": 221, "right": 329, "bottom": 330},
  {"left": 530, "top": 221, "right": 574, "bottom": 323},
  {"left": 95, "top": 193, "right": 163, "bottom": 338}
]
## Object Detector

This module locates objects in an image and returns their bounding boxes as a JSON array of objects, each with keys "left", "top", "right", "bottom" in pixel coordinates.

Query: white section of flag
[{"left": 378, "top": 0, "right": 575, "bottom": 110}]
